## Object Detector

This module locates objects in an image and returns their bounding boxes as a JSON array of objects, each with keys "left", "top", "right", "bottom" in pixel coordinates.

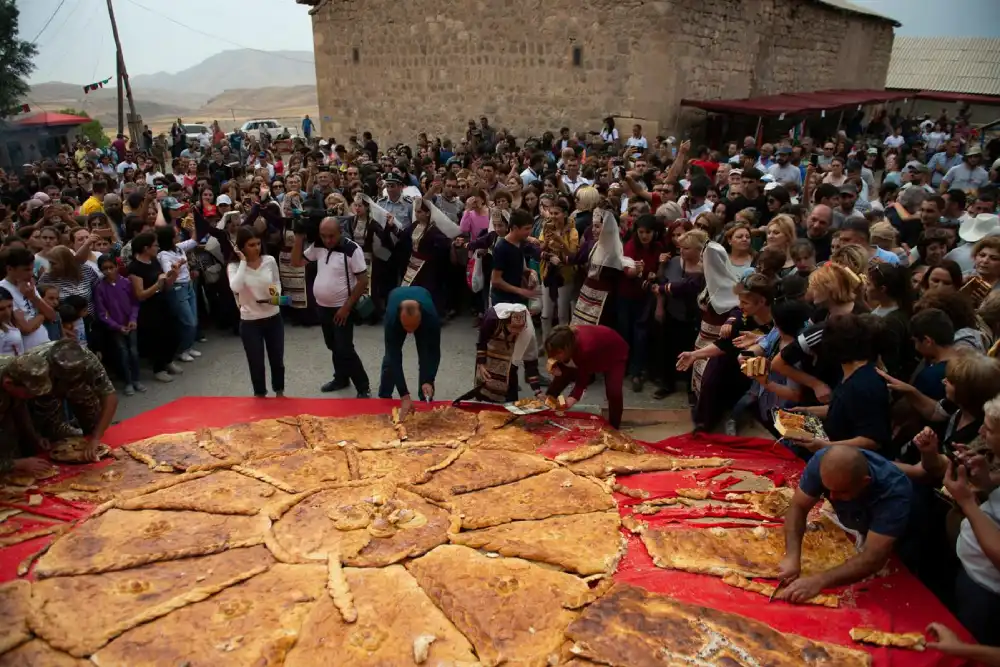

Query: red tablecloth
[{"left": 0, "top": 399, "right": 975, "bottom": 665}]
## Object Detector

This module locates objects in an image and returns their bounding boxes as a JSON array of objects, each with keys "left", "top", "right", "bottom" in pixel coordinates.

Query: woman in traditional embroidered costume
[
  {"left": 690, "top": 241, "right": 741, "bottom": 399},
  {"left": 398, "top": 197, "right": 461, "bottom": 316},
  {"left": 570, "top": 207, "right": 629, "bottom": 327},
  {"left": 347, "top": 195, "right": 397, "bottom": 320},
  {"left": 473, "top": 303, "right": 541, "bottom": 402}
]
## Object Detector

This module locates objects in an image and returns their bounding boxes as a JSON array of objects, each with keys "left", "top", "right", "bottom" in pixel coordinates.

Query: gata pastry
[
  {"left": 465, "top": 424, "right": 546, "bottom": 453},
  {"left": 114, "top": 470, "right": 289, "bottom": 515},
  {"left": 400, "top": 406, "right": 479, "bottom": 442},
  {"left": 850, "top": 627, "right": 926, "bottom": 651},
  {"left": 451, "top": 468, "right": 615, "bottom": 530},
  {"left": 406, "top": 545, "right": 590, "bottom": 667},
  {"left": 271, "top": 484, "right": 449, "bottom": 567},
  {"left": 284, "top": 564, "right": 477, "bottom": 666},
  {"left": 207, "top": 418, "right": 306, "bottom": 461},
  {"left": 449, "top": 510, "right": 624, "bottom": 575},
  {"left": 565, "top": 583, "right": 870, "bottom": 666},
  {"left": 48, "top": 437, "right": 112, "bottom": 463},
  {"left": 564, "top": 448, "right": 731, "bottom": 478},
  {"left": 409, "top": 448, "right": 557, "bottom": 501},
  {"left": 233, "top": 448, "right": 351, "bottom": 493},
  {"left": 0, "top": 639, "right": 90, "bottom": 666},
  {"left": 639, "top": 520, "right": 856, "bottom": 579},
  {"left": 356, "top": 446, "right": 454, "bottom": 482},
  {"left": 740, "top": 355, "right": 769, "bottom": 378},
  {"left": 90, "top": 564, "right": 325, "bottom": 667},
  {"left": 28, "top": 546, "right": 273, "bottom": 657},
  {"left": 34, "top": 509, "right": 268, "bottom": 578},
  {"left": 123, "top": 431, "right": 239, "bottom": 472},
  {"left": 0, "top": 580, "right": 31, "bottom": 654},
  {"left": 42, "top": 458, "right": 176, "bottom": 504},
  {"left": 722, "top": 573, "right": 839, "bottom": 608},
  {"left": 297, "top": 413, "right": 400, "bottom": 450}
]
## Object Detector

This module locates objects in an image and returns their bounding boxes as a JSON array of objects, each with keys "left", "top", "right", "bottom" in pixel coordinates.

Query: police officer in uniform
[
  {"left": 378, "top": 173, "right": 413, "bottom": 284},
  {"left": 0, "top": 339, "right": 118, "bottom": 465}
]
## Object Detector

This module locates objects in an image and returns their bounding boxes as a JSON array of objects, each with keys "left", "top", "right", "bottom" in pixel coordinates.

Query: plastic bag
[{"left": 468, "top": 253, "right": 483, "bottom": 293}]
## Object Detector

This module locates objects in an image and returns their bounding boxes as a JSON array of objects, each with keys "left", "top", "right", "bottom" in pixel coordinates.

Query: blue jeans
[
  {"left": 167, "top": 281, "right": 198, "bottom": 352},
  {"left": 111, "top": 329, "right": 140, "bottom": 385}
]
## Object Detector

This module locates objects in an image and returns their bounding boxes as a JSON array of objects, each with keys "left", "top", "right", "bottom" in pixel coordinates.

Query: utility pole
[
  {"left": 116, "top": 57, "right": 124, "bottom": 135},
  {"left": 106, "top": 0, "right": 143, "bottom": 145}
]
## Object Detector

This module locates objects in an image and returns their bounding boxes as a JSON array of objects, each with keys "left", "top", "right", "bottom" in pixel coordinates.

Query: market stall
[{"left": 0, "top": 397, "right": 973, "bottom": 666}]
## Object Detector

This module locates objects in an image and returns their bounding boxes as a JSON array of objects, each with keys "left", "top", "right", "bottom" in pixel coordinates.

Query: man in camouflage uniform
[{"left": 1, "top": 339, "right": 118, "bottom": 466}]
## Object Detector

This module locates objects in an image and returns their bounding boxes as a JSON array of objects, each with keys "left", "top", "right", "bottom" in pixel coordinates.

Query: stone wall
[{"left": 310, "top": 0, "right": 894, "bottom": 145}]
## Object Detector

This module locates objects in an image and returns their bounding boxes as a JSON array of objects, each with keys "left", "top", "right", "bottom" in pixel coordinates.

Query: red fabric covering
[
  {"left": 0, "top": 399, "right": 974, "bottom": 665},
  {"left": 681, "top": 89, "right": 913, "bottom": 117},
  {"left": 12, "top": 111, "right": 92, "bottom": 127},
  {"left": 913, "top": 90, "right": 1000, "bottom": 107}
]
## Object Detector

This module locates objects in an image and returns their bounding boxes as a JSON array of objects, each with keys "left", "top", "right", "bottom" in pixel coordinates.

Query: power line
[
  {"left": 120, "top": 0, "right": 314, "bottom": 65},
  {"left": 30, "top": 0, "right": 68, "bottom": 44}
]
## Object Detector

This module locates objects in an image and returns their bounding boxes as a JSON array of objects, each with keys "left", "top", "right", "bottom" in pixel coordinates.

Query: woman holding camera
[{"left": 228, "top": 227, "right": 285, "bottom": 398}]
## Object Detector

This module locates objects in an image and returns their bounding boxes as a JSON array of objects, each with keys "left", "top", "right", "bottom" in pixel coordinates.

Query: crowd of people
[{"left": 2, "top": 108, "right": 1000, "bottom": 652}]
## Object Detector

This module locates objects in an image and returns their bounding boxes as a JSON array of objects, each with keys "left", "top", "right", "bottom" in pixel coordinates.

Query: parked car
[
  {"left": 231, "top": 119, "right": 296, "bottom": 143},
  {"left": 179, "top": 123, "right": 211, "bottom": 147}
]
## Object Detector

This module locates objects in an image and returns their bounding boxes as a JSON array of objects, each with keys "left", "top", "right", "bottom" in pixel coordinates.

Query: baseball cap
[
  {"left": 4, "top": 354, "right": 52, "bottom": 396},
  {"left": 258, "top": 151, "right": 267, "bottom": 158},
  {"left": 867, "top": 147, "right": 879, "bottom": 155},
  {"left": 161, "top": 196, "right": 184, "bottom": 210},
  {"left": 777, "top": 146, "right": 793, "bottom": 155},
  {"left": 839, "top": 183, "right": 858, "bottom": 195},
  {"left": 216, "top": 194, "right": 232, "bottom": 206}
]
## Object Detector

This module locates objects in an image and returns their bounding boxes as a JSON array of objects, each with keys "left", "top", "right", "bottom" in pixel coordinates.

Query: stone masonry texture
[{"left": 310, "top": 0, "right": 894, "bottom": 144}]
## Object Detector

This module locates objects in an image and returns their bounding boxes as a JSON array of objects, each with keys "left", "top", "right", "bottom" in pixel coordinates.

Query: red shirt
[
  {"left": 620, "top": 239, "right": 663, "bottom": 300},
  {"left": 690, "top": 159, "right": 720, "bottom": 181},
  {"left": 567, "top": 325, "right": 629, "bottom": 400}
]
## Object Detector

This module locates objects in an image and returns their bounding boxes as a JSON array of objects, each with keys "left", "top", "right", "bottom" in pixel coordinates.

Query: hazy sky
[{"left": 19, "top": 0, "right": 1000, "bottom": 84}]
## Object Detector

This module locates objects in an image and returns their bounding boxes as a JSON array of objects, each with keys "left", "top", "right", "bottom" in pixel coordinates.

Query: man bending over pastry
[
  {"left": 1, "top": 339, "right": 117, "bottom": 464},
  {"left": 544, "top": 324, "right": 628, "bottom": 429},
  {"left": 778, "top": 445, "right": 915, "bottom": 603},
  {"left": 378, "top": 286, "right": 440, "bottom": 419}
]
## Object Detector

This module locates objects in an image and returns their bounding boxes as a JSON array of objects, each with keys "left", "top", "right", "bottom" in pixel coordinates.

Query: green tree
[
  {"left": 58, "top": 108, "right": 109, "bottom": 148},
  {"left": 0, "top": 0, "right": 37, "bottom": 118}
]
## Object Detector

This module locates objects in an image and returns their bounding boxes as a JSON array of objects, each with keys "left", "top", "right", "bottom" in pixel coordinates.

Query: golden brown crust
[
  {"left": 555, "top": 443, "right": 607, "bottom": 464},
  {"left": 231, "top": 448, "right": 351, "bottom": 493},
  {"left": 114, "top": 470, "right": 289, "bottom": 515},
  {"left": 449, "top": 511, "right": 623, "bottom": 575},
  {"left": 0, "top": 580, "right": 32, "bottom": 654},
  {"left": 850, "top": 627, "right": 926, "bottom": 651},
  {"left": 465, "top": 425, "right": 546, "bottom": 453},
  {"left": 414, "top": 444, "right": 466, "bottom": 482},
  {"left": 90, "top": 564, "right": 326, "bottom": 667},
  {"left": 28, "top": 546, "right": 274, "bottom": 657},
  {"left": 356, "top": 445, "right": 455, "bottom": 482},
  {"left": 721, "top": 573, "right": 840, "bottom": 608},
  {"left": 43, "top": 460, "right": 204, "bottom": 504},
  {"left": 566, "top": 449, "right": 731, "bottom": 477},
  {"left": 410, "top": 448, "right": 557, "bottom": 501},
  {"left": 0, "top": 639, "right": 90, "bottom": 666},
  {"left": 284, "top": 564, "right": 478, "bottom": 667},
  {"left": 48, "top": 437, "right": 112, "bottom": 463},
  {"left": 566, "top": 584, "right": 871, "bottom": 666},
  {"left": 297, "top": 413, "right": 400, "bottom": 450},
  {"left": 34, "top": 509, "right": 268, "bottom": 578},
  {"left": 0, "top": 523, "right": 67, "bottom": 548},
  {"left": 451, "top": 468, "right": 615, "bottom": 530},
  {"left": 122, "top": 431, "right": 239, "bottom": 472},
  {"left": 406, "top": 545, "right": 589, "bottom": 667},
  {"left": 326, "top": 552, "right": 356, "bottom": 623},
  {"left": 271, "top": 484, "right": 450, "bottom": 567},
  {"left": 639, "top": 521, "right": 856, "bottom": 579},
  {"left": 208, "top": 418, "right": 306, "bottom": 461},
  {"left": 399, "top": 407, "right": 479, "bottom": 442}
]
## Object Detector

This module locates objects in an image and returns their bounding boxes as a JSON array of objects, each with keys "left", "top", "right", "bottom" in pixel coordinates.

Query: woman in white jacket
[{"left": 228, "top": 227, "right": 285, "bottom": 397}]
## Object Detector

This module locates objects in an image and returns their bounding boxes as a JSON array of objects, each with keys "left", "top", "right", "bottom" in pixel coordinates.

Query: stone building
[{"left": 301, "top": 0, "right": 897, "bottom": 145}]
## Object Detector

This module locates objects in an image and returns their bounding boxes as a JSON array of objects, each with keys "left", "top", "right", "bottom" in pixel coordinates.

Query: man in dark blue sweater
[{"left": 378, "top": 286, "right": 441, "bottom": 418}]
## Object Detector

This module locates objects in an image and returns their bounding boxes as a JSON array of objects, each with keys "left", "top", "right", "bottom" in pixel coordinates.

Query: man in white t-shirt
[
  {"left": 625, "top": 124, "right": 648, "bottom": 152},
  {"left": 291, "top": 217, "right": 371, "bottom": 397},
  {"left": 560, "top": 158, "right": 593, "bottom": 194},
  {"left": 0, "top": 248, "right": 56, "bottom": 350},
  {"left": 883, "top": 128, "right": 905, "bottom": 150}
]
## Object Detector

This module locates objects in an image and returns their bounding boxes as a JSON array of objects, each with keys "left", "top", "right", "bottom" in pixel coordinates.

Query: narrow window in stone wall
[
  {"left": 572, "top": 46, "right": 582, "bottom": 67},
  {"left": 352, "top": 48, "right": 360, "bottom": 64}
]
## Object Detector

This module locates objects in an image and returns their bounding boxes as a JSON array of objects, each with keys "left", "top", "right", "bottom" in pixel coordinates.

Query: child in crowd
[
  {"left": 62, "top": 294, "right": 89, "bottom": 346},
  {"left": 94, "top": 253, "right": 143, "bottom": 395},
  {"left": 40, "top": 284, "right": 62, "bottom": 342},
  {"left": 58, "top": 302, "right": 83, "bottom": 341},
  {"left": 0, "top": 287, "right": 24, "bottom": 356},
  {"left": 789, "top": 239, "right": 817, "bottom": 277}
]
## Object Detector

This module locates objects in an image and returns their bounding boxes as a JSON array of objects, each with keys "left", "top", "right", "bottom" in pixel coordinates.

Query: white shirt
[
  {"left": 116, "top": 161, "right": 137, "bottom": 174},
  {"left": 304, "top": 241, "right": 367, "bottom": 308},
  {"left": 158, "top": 239, "right": 198, "bottom": 284},
  {"left": 883, "top": 135, "right": 905, "bottom": 149},
  {"left": 957, "top": 485, "right": 1000, "bottom": 594},
  {"left": 600, "top": 128, "right": 619, "bottom": 143},
  {"left": 0, "top": 326, "right": 24, "bottom": 356},
  {"left": 626, "top": 135, "right": 648, "bottom": 150},
  {"left": 945, "top": 243, "right": 976, "bottom": 275},
  {"left": 145, "top": 171, "right": 165, "bottom": 186},
  {"left": 227, "top": 256, "right": 281, "bottom": 321},
  {"left": 686, "top": 200, "right": 714, "bottom": 221},
  {"left": 561, "top": 174, "right": 593, "bottom": 195},
  {"left": 0, "top": 279, "right": 49, "bottom": 350},
  {"left": 254, "top": 162, "right": 276, "bottom": 180}
]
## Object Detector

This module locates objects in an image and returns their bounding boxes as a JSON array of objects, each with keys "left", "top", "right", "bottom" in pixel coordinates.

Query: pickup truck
[{"left": 231, "top": 119, "right": 297, "bottom": 143}]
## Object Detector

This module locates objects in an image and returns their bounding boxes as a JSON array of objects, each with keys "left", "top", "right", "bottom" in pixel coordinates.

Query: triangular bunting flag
[{"left": 20, "top": 104, "right": 30, "bottom": 113}]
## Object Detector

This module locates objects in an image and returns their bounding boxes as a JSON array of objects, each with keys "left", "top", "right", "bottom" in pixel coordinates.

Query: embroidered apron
[
  {"left": 571, "top": 280, "right": 609, "bottom": 326},
  {"left": 402, "top": 223, "right": 428, "bottom": 287},
  {"left": 479, "top": 330, "right": 517, "bottom": 403}
]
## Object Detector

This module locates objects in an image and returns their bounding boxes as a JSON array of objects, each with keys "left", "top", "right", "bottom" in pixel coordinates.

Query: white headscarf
[
  {"left": 493, "top": 303, "right": 535, "bottom": 363},
  {"left": 702, "top": 241, "right": 740, "bottom": 314},
  {"left": 413, "top": 197, "right": 461, "bottom": 239},
  {"left": 356, "top": 194, "right": 393, "bottom": 261},
  {"left": 589, "top": 208, "right": 634, "bottom": 272}
]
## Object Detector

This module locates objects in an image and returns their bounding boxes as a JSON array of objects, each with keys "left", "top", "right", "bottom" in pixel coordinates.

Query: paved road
[{"left": 114, "top": 316, "right": 689, "bottom": 421}]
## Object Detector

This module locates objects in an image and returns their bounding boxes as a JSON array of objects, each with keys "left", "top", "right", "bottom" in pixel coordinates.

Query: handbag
[{"left": 342, "top": 248, "right": 375, "bottom": 320}]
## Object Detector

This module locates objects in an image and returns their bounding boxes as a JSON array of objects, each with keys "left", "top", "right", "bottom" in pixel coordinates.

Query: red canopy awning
[
  {"left": 13, "top": 111, "right": 92, "bottom": 128},
  {"left": 913, "top": 90, "right": 1000, "bottom": 107},
  {"left": 681, "top": 89, "right": 914, "bottom": 117}
]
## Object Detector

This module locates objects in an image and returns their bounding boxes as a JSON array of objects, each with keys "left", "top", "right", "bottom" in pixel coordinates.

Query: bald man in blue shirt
[{"left": 378, "top": 286, "right": 441, "bottom": 418}]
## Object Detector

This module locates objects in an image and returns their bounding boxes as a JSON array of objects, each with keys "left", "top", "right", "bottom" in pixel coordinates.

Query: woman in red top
[
  {"left": 618, "top": 214, "right": 663, "bottom": 391},
  {"left": 544, "top": 324, "right": 629, "bottom": 428}
]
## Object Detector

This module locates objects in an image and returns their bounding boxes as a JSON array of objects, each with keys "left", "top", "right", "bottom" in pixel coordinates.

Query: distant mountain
[{"left": 129, "top": 49, "right": 316, "bottom": 95}]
